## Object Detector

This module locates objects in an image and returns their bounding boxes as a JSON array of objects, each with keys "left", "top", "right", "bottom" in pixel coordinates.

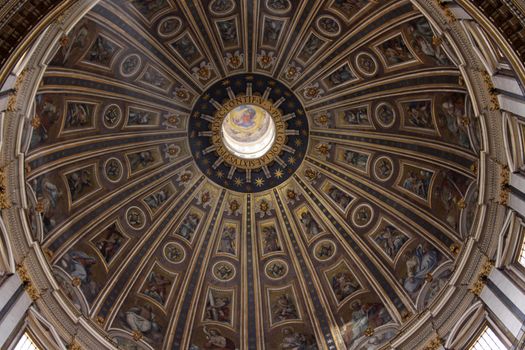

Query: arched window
[
  {"left": 469, "top": 325, "right": 508, "bottom": 350},
  {"left": 13, "top": 332, "right": 40, "bottom": 350}
]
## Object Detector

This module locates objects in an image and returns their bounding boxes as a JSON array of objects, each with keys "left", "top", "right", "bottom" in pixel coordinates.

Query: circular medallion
[
  {"left": 264, "top": 259, "right": 288, "bottom": 280},
  {"left": 373, "top": 156, "right": 394, "bottom": 182},
  {"left": 313, "top": 239, "right": 336, "bottom": 261},
  {"left": 316, "top": 16, "right": 341, "bottom": 37},
  {"left": 375, "top": 102, "right": 396, "bottom": 128},
  {"left": 209, "top": 0, "right": 235, "bottom": 15},
  {"left": 355, "top": 52, "right": 378, "bottom": 77},
  {"left": 189, "top": 74, "right": 308, "bottom": 192},
  {"left": 104, "top": 157, "right": 123, "bottom": 183},
  {"left": 125, "top": 206, "right": 146, "bottom": 230},
  {"left": 103, "top": 104, "right": 122, "bottom": 129},
  {"left": 352, "top": 204, "right": 374, "bottom": 227},
  {"left": 157, "top": 16, "right": 181, "bottom": 38},
  {"left": 212, "top": 261, "right": 236, "bottom": 281},
  {"left": 266, "top": 0, "right": 292, "bottom": 13},
  {"left": 164, "top": 242, "right": 185, "bottom": 263},
  {"left": 120, "top": 54, "right": 141, "bottom": 77}
]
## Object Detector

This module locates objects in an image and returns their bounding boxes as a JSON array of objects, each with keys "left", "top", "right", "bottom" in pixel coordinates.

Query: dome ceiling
[{"left": 22, "top": 0, "right": 483, "bottom": 349}]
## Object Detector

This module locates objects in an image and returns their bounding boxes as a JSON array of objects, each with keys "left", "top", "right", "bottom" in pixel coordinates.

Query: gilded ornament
[
  {"left": 317, "top": 114, "right": 329, "bottom": 125},
  {"left": 498, "top": 165, "right": 510, "bottom": 205},
  {"left": 14, "top": 69, "right": 27, "bottom": 91},
  {"left": 68, "top": 341, "right": 82, "bottom": 350},
  {"left": 96, "top": 316, "right": 105, "bottom": 326},
  {"left": 16, "top": 263, "right": 31, "bottom": 283},
  {"left": 132, "top": 330, "right": 143, "bottom": 341},
  {"left": 480, "top": 70, "right": 500, "bottom": 111},
  {"left": 364, "top": 327, "right": 375, "bottom": 337},
  {"left": 306, "top": 87, "right": 319, "bottom": 99},
  {"left": 59, "top": 34, "right": 70, "bottom": 47},
  {"left": 0, "top": 195, "right": 11, "bottom": 209},
  {"left": 259, "top": 200, "right": 269, "bottom": 213},
  {"left": 425, "top": 273, "right": 433, "bottom": 283},
  {"left": 44, "top": 248, "right": 54, "bottom": 260},
  {"left": 167, "top": 115, "right": 180, "bottom": 125},
  {"left": 175, "top": 89, "right": 189, "bottom": 100},
  {"left": 449, "top": 243, "right": 460, "bottom": 256},
  {"left": 480, "top": 260, "right": 495, "bottom": 276},
  {"left": 470, "top": 259, "right": 494, "bottom": 296},
  {"left": 460, "top": 116, "right": 470, "bottom": 127},
  {"left": 25, "top": 283, "right": 41, "bottom": 301},
  {"left": 35, "top": 201, "right": 45, "bottom": 213},
  {"left": 229, "top": 199, "right": 240, "bottom": 213},
  {"left": 71, "top": 277, "right": 81, "bottom": 287},
  {"left": 401, "top": 310, "right": 412, "bottom": 322},
  {"left": 316, "top": 143, "right": 330, "bottom": 156},
  {"left": 6, "top": 94, "right": 17, "bottom": 112},
  {"left": 304, "top": 169, "right": 319, "bottom": 182},
  {"left": 0, "top": 167, "right": 11, "bottom": 208},
  {"left": 423, "top": 336, "right": 443, "bottom": 350},
  {"left": 435, "top": 0, "right": 456, "bottom": 22},
  {"left": 31, "top": 115, "right": 42, "bottom": 128}
]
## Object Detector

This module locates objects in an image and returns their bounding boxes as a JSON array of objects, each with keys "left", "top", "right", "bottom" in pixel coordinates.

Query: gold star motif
[
  {"left": 295, "top": 139, "right": 303, "bottom": 146},
  {"left": 295, "top": 120, "right": 303, "bottom": 127},
  {"left": 216, "top": 170, "right": 224, "bottom": 179},
  {"left": 255, "top": 178, "right": 265, "bottom": 187},
  {"left": 234, "top": 178, "right": 243, "bottom": 186},
  {"left": 288, "top": 156, "right": 296, "bottom": 165},
  {"left": 222, "top": 80, "right": 230, "bottom": 86},
  {"left": 202, "top": 158, "right": 210, "bottom": 165},
  {"left": 274, "top": 169, "right": 284, "bottom": 179}
]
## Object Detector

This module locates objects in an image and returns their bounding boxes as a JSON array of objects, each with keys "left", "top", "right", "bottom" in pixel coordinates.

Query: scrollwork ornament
[
  {"left": 0, "top": 168, "right": 10, "bottom": 206},
  {"left": 68, "top": 340, "right": 82, "bottom": 350},
  {"left": 449, "top": 243, "right": 461, "bottom": 256},
  {"left": 498, "top": 164, "right": 510, "bottom": 205},
  {"left": 132, "top": 330, "right": 143, "bottom": 341},
  {"left": 364, "top": 327, "right": 375, "bottom": 337},
  {"left": 434, "top": 0, "right": 456, "bottom": 22},
  {"left": 423, "top": 336, "right": 443, "bottom": 350},
  {"left": 470, "top": 259, "right": 494, "bottom": 296},
  {"left": 16, "top": 263, "right": 40, "bottom": 300},
  {"left": 6, "top": 94, "right": 17, "bottom": 112}
]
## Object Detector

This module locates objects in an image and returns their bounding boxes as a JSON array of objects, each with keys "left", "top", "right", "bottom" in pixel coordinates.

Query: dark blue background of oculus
[{"left": 188, "top": 74, "right": 309, "bottom": 193}]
